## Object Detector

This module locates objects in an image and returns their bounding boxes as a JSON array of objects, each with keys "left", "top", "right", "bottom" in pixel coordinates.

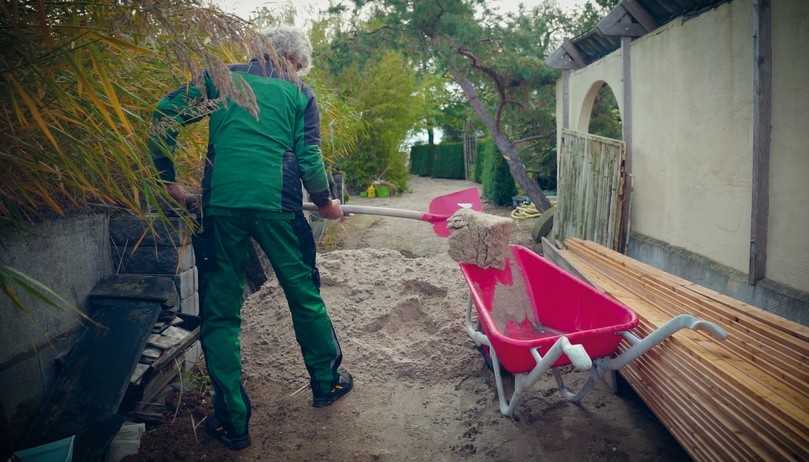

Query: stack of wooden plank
[{"left": 557, "top": 238, "right": 809, "bottom": 462}]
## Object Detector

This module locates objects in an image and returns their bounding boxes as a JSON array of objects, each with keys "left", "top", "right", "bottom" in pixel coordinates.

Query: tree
[
  {"left": 311, "top": 17, "right": 426, "bottom": 192},
  {"left": 337, "top": 0, "right": 615, "bottom": 211}
]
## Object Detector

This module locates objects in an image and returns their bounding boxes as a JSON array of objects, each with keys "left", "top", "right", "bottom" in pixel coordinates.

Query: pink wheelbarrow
[{"left": 459, "top": 245, "right": 728, "bottom": 416}]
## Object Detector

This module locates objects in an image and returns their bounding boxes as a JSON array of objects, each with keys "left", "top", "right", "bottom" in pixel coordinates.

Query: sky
[{"left": 214, "top": 0, "right": 590, "bottom": 26}]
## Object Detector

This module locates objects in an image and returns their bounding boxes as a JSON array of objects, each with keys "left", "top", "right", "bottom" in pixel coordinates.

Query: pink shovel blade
[{"left": 427, "top": 187, "right": 482, "bottom": 237}]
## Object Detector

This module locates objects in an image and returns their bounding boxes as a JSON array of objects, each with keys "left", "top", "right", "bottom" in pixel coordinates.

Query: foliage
[
  {"left": 307, "top": 71, "right": 366, "bottom": 168},
  {"left": 0, "top": 0, "right": 292, "bottom": 226},
  {"left": 327, "top": 51, "right": 424, "bottom": 192},
  {"left": 332, "top": 0, "right": 616, "bottom": 203},
  {"left": 480, "top": 140, "right": 517, "bottom": 206}
]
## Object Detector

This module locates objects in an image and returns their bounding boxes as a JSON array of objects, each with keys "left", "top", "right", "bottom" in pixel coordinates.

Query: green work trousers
[{"left": 195, "top": 209, "right": 342, "bottom": 435}]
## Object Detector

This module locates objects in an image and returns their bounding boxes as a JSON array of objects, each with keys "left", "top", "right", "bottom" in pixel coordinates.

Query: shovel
[{"left": 302, "top": 187, "right": 482, "bottom": 237}]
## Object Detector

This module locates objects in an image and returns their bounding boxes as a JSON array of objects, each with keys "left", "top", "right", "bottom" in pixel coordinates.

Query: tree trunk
[
  {"left": 427, "top": 125, "right": 435, "bottom": 146},
  {"left": 449, "top": 68, "right": 552, "bottom": 212}
]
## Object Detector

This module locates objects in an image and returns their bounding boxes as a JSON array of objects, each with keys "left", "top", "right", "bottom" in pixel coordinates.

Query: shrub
[
  {"left": 480, "top": 140, "right": 517, "bottom": 206},
  {"left": 472, "top": 141, "right": 488, "bottom": 183},
  {"left": 431, "top": 143, "right": 465, "bottom": 179},
  {"left": 409, "top": 144, "right": 434, "bottom": 176}
]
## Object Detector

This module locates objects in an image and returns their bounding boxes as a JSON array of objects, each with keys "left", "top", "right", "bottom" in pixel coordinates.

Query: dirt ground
[{"left": 134, "top": 176, "right": 688, "bottom": 461}]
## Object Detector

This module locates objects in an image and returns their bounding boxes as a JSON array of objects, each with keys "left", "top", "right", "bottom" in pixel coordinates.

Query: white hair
[{"left": 263, "top": 25, "right": 313, "bottom": 76}]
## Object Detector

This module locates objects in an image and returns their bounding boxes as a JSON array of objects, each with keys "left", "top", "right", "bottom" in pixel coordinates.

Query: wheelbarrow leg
[
  {"left": 552, "top": 368, "right": 599, "bottom": 402},
  {"left": 465, "top": 296, "right": 593, "bottom": 416}
]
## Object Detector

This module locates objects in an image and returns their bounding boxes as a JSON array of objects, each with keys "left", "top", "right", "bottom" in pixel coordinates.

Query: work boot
[
  {"left": 205, "top": 414, "right": 251, "bottom": 450},
  {"left": 312, "top": 368, "right": 353, "bottom": 408}
]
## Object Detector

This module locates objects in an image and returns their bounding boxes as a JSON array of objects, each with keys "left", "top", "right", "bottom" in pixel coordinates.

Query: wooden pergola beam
[
  {"left": 618, "top": 36, "right": 633, "bottom": 253},
  {"left": 561, "top": 40, "right": 587, "bottom": 68},
  {"left": 598, "top": 5, "right": 647, "bottom": 37},
  {"left": 749, "top": 0, "right": 772, "bottom": 284},
  {"left": 623, "top": 0, "right": 658, "bottom": 33}
]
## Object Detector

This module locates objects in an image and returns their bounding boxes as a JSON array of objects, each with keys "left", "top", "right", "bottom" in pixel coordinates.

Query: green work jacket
[{"left": 149, "top": 61, "right": 331, "bottom": 212}]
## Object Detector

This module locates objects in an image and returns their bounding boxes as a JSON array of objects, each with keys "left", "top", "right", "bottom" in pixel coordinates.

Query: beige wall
[
  {"left": 768, "top": 0, "right": 809, "bottom": 290},
  {"left": 559, "top": 0, "right": 809, "bottom": 293}
]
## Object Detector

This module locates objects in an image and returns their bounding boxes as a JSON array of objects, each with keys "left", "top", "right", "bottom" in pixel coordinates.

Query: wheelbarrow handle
[{"left": 302, "top": 202, "right": 436, "bottom": 222}]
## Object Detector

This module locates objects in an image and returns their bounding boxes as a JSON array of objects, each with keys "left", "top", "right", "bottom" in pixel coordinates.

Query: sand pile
[
  {"left": 241, "top": 249, "right": 476, "bottom": 388},
  {"left": 446, "top": 209, "right": 513, "bottom": 269}
]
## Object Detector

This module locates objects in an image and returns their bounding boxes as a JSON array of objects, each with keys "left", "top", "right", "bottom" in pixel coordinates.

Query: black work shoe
[
  {"left": 312, "top": 369, "right": 353, "bottom": 408},
  {"left": 205, "top": 415, "right": 251, "bottom": 450}
]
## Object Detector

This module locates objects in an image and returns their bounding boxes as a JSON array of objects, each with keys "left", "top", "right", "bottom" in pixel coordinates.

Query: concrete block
[
  {"left": 109, "top": 214, "right": 191, "bottom": 248},
  {"left": 180, "top": 292, "right": 199, "bottom": 316},
  {"left": 112, "top": 244, "right": 194, "bottom": 275},
  {"left": 174, "top": 267, "right": 196, "bottom": 299}
]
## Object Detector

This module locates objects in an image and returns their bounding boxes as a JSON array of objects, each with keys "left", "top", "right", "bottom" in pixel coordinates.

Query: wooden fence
[{"left": 554, "top": 129, "right": 627, "bottom": 251}]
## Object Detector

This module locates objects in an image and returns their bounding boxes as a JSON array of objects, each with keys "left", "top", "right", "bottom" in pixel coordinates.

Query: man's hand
[
  {"left": 318, "top": 199, "right": 343, "bottom": 220},
  {"left": 166, "top": 182, "right": 191, "bottom": 207}
]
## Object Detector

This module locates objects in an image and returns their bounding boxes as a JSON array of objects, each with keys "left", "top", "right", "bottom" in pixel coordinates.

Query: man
[{"left": 149, "top": 26, "right": 352, "bottom": 450}]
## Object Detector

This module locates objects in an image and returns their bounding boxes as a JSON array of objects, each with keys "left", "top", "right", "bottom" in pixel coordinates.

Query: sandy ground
[{"left": 134, "top": 176, "right": 688, "bottom": 461}]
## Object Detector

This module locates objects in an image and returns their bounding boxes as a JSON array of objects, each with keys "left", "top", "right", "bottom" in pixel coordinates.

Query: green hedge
[
  {"left": 478, "top": 140, "right": 517, "bottom": 206},
  {"left": 409, "top": 142, "right": 465, "bottom": 179},
  {"left": 472, "top": 141, "right": 486, "bottom": 183},
  {"left": 409, "top": 144, "right": 433, "bottom": 176},
  {"left": 431, "top": 143, "right": 465, "bottom": 179}
]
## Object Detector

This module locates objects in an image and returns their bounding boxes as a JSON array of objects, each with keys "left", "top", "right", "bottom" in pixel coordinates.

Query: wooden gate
[{"left": 554, "top": 129, "right": 628, "bottom": 251}]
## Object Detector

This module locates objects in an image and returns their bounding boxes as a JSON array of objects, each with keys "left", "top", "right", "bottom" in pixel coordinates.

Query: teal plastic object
[{"left": 13, "top": 436, "right": 75, "bottom": 462}]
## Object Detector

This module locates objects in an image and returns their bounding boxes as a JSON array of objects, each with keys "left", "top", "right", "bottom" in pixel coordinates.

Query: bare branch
[{"left": 513, "top": 133, "right": 551, "bottom": 149}]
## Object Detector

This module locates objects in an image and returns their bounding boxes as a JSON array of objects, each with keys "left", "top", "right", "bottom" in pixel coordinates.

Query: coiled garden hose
[{"left": 511, "top": 203, "right": 541, "bottom": 220}]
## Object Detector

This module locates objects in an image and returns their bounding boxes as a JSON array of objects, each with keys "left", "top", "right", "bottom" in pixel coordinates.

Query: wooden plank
[
  {"left": 566, "top": 239, "right": 809, "bottom": 386},
  {"left": 749, "top": 0, "right": 772, "bottom": 284},
  {"left": 541, "top": 237, "right": 592, "bottom": 285},
  {"left": 556, "top": 240, "right": 809, "bottom": 460},
  {"left": 569, "top": 238, "right": 809, "bottom": 344}
]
